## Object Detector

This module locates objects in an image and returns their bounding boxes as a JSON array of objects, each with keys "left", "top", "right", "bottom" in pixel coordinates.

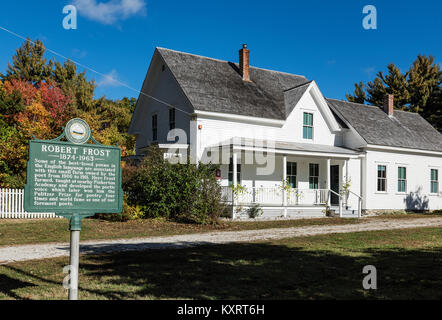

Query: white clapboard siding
[{"left": 0, "top": 188, "right": 60, "bottom": 219}]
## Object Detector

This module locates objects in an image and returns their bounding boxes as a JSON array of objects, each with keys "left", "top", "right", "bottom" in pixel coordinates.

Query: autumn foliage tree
[{"left": 0, "top": 39, "right": 136, "bottom": 188}]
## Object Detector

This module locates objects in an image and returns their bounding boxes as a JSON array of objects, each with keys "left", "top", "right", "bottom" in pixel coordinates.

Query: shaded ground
[
  {"left": 2, "top": 216, "right": 442, "bottom": 264},
  {"left": 0, "top": 227, "right": 441, "bottom": 300}
]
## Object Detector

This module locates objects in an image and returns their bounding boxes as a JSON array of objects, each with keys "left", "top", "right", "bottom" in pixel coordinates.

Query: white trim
[
  {"left": 157, "top": 144, "right": 189, "bottom": 149},
  {"left": 233, "top": 145, "right": 359, "bottom": 159},
  {"left": 308, "top": 81, "right": 341, "bottom": 133},
  {"left": 366, "top": 144, "right": 442, "bottom": 156},
  {"left": 193, "top": 110, "right": 285, "bottom": 126}
]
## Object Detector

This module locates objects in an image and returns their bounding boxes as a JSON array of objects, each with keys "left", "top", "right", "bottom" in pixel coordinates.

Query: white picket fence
[{"left": 0, "top": 188, "right": 60, "bottom": 219}]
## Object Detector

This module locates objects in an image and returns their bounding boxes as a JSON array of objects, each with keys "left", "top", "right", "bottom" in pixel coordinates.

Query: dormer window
[{"left": 303, "top": 112, "right": 314, "bottom": 140}]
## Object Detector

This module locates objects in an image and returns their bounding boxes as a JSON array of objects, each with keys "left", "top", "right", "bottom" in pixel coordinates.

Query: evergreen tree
[
  {"left": 346, "top": 82, "right": 366, "bottom": 104},
  {"left": 376, "top": 64, "right": 410, "bottom": 109},
  {"left": 51, "top": 60, "right": 95, "bottom": 111},
  {"left": 346, "top": 55, "right": 441, "bottom": 131},
  {"left": 407, "top": 55, "right": 440, "bottom": 113},
  {"left": 366, "top": 77, "right": 387, "bottom": 107},
  {"left": 1, "top": 39, "right": 51, "bottom": 84}
]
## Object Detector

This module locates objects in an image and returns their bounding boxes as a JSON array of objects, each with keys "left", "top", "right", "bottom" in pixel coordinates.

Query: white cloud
[
  {"left": 98, "top": 70, "right": 119, "bottom": 87},
  {"left": 72, "top": 0, "right": 146, "bottom": 25},
  {"left": 362, "top": 66, "right": 376, "bottom": 78}
]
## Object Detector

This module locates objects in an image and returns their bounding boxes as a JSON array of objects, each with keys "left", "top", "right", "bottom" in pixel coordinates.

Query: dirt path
[{"left": 1, "top": 217, "right": 442, "bottom": 264}]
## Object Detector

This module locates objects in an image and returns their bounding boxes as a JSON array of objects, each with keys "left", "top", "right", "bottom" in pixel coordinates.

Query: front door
[{"left": 330, "top": 165, "right": 340, "bottom": 205}]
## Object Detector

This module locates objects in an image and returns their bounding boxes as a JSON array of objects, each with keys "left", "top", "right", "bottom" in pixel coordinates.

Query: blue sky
[{"left": 0, "top": 0, "right": 440, "bottom": 101}]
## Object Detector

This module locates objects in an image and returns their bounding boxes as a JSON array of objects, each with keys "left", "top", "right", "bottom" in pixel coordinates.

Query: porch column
[
  {"left": 326, "top": 158, "right": 331, "bottom": 206},
  {"left": 232, "top": 151, "right": 238, "bottom": 220},
  {"left": 343, "top": 160, "right": 348, "bottom": 184},
  {"left": 341, "top": 159, "right": 348, "bottom": 214},
  {"left": 283, "top": 155, "right": 287, "bottom": 217}
]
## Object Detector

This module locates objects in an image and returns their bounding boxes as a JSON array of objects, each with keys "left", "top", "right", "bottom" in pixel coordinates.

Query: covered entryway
[{"left": 330, "top": 165, "right": 340, "bottom": 205}]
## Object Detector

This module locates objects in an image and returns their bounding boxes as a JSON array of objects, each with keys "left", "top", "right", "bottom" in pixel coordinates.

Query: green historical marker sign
[{"left": 24, "top": 119, "right": 123, "bottom": 300}]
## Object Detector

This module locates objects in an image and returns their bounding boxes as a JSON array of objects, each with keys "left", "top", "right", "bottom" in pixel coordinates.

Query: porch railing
[{"left": 221, "top": 186, "right": 331, "bottom": 207}]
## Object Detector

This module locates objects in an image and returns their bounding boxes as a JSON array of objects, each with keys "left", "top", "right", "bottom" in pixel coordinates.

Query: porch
[
  {"left": 211, "top": 138, "right": 363, "bottom": 219},
  {"left": 221, "top": 187, "right": 359, "bottom": 219}
]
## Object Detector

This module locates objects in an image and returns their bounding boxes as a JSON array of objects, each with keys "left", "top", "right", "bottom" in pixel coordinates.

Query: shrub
[
  {"left": 123, "top": 146, "right": 225, "bottom": 224},
  {"left": 247, "top": 204, "right": 263, "bottom": 219}
]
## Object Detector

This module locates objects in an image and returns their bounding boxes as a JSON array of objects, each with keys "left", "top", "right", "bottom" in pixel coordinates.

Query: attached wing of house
[{"left": 129, "top": 45, "right": 442, "bottom": 218}]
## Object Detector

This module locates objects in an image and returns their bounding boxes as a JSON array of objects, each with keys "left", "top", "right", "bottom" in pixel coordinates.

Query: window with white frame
[
  {"left": 377, "top": 165, "right": 387, "bottom": 192},
  {"left": 309, "top": 163, "right": 319, "bottom": 189},
  {"left": 397, "top": 167, "right": 407, "bottom": 193},
  {"left": 303, "top": 112, "right": 313, "bottom": 140},
  {"left": 287, "top": 162, "right": 297, "bottom": 188},
  {"left": 152, "top": 114, "right": 158, "bottom": 141},
  {"left": 431, "top": 169, "right": 439, "bottom": 194}
]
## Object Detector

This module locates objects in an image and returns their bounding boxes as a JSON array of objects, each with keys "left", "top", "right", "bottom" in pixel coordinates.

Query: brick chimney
[
  {"left": 383, "top": 94, "right": 394, "bottom": 116},
  {"left": 239, "top": 44, "right": 251, "bottom": 82}
]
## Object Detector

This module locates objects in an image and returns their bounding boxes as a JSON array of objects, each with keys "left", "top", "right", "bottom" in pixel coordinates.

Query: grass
[
  {"left": 0, "top": 213, "right": 440, "bottom": 247},
  {"left": 0, "top": 226, "right": 441, "bottom": 300},
  {"left": 0, "top": 216, "right": 365, "bottom": 247}
]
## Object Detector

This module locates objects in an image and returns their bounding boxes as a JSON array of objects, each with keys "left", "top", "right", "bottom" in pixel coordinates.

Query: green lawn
[
  {"left": 0, "top": 216, "right": 365, "bottom": 246},
  {"left": 1, "top": 226, "right": 441, "bottom": 300},
  {"left": 0, "top": 213, "right": 439, "bottom": 247}
]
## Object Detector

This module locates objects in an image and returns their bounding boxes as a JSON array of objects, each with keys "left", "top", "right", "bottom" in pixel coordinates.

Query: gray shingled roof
[
  {"left": 284, "top": 81, "right": 312, "bottom": 116},
  {"left": 157, "top": 48, "right": 308, "bottom": 120},
  {"left": 327, "top": 99, "right": 442, "bottom": 152},
  {"left": 157, "top": 48, "right": 441, "bottom": 153},
  {"left": 210, "top": 137, "right": 360, "bottom": 155}
]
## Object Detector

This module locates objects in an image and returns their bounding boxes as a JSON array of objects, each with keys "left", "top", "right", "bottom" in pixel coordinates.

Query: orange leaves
[
  {"left": 15, "top": 102, "right": 53, "bottom": 140},
  {"left": 3, "top": 79, "right": 38, "bottom": 105}
]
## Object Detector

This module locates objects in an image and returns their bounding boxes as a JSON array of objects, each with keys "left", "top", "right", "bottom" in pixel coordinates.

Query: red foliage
[
  {"left": 3, "top": 79, "right": 38, "bottom": 105},
  {"left": 39, "top": 82, "right": 72, "bottom": 126}
]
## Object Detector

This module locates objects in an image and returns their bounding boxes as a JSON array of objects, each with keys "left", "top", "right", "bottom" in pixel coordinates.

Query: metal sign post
[
  {"left": 24, "top": 119, "right": 123, "bottom": 300},
  {"left": 69, "top": 228, "right": 80, "bottom": 300}
]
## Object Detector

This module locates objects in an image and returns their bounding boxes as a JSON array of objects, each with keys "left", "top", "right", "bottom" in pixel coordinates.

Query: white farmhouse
[{"left": 128, "top": 45, "right": 442, "bottom": 218}]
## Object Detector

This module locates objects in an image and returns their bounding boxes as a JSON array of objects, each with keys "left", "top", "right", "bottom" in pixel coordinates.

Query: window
[
  {"left": 398, "top": 167, "right": 407, "bottom": 193},
  {"left": 152, "top": 114, "right": 158, "bottom": 141},
  {"left": 169, "top": 108, "right": 175, "bottom": 130},
  {"left": 377, "top": 165, "right": 387, "bottom": 192},
  {"left": 431, "top": 169, "right": 439, "bottom": 194},
  {"left": 303, "top": 112, "right": 313, "bottom": 140},
  {"left": 228, "top": 157, "right": 241, "bottom": 186},
  {"left": 287, "top": 162, "right": 297, "bottom": 188},
  {"left": 309, "top": 164, "right": 319, "bottom": 189}
]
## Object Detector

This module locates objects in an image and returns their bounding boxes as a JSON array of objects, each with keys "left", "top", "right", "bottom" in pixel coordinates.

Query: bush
[
  {"left": 247, "top": 204, "right": 263, "bottom": 219},
  {"left": 123, "top": 146, "right": 225, "bottom": 224}
]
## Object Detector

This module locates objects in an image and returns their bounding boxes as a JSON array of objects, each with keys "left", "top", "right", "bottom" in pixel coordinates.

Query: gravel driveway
[{"left": 1, "top": 217, "right": 442, "bottom": 265}]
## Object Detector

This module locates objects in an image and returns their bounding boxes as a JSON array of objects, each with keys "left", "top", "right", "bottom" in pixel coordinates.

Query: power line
[{"left": 0, "top": 25, "right": 192, "bottom": 116}]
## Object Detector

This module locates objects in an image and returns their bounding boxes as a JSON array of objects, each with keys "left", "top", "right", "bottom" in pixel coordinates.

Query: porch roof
[{"left": 210, "top": 138, "right": 361, "bottom": 158}]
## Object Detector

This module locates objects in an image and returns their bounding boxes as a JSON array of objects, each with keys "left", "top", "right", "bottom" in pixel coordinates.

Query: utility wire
[{"left": 0, "top": 25, "right": 192, "bottom": 116}]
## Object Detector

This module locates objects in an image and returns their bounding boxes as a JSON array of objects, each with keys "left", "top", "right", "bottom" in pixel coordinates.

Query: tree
[
  {"left": 51, "top": 60, "right": 95, "bottom": 111},
  {"left": 0, "top": 82, "right": 25, "bottom": 126},
  {"left": 1, "top": 39, "right": 51, "bottom": 84},
  {"left": 40, "top": 82, "right": 72, "bottom": 127},
  {"left": 346, "top": 82, "right": 366, "bottom": 104},
  {"left": 0, "top": 39, "right": 138, "bottom": 187},
  {"left": 346, "top": 55, "right": 442, "bottom": 131},
  {"left": 375, "top": 63, "right": 410, "bottom": 109},
  {"left": 407, "top": 55, "right": 440, "bottom": 114}
]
